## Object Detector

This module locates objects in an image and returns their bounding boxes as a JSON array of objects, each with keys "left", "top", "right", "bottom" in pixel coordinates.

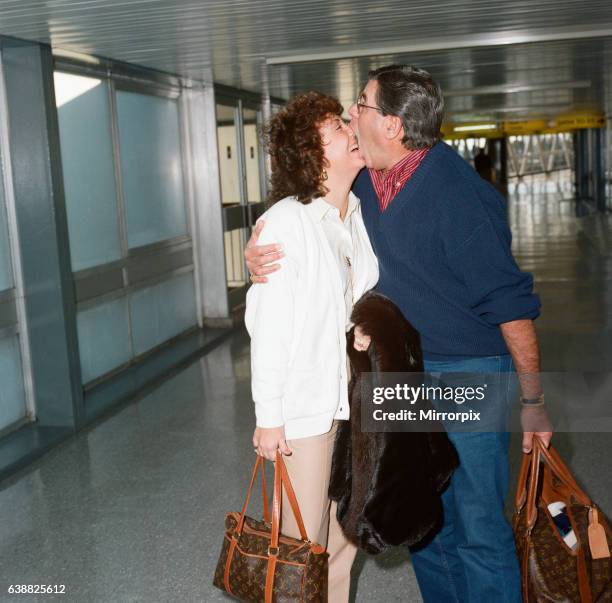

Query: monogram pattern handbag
[
  {"left": 213, "top": 452, "right": 328, "bottom": 602},
  {"left": 513, "top": 436, "right": 612, "bottom": 602}
]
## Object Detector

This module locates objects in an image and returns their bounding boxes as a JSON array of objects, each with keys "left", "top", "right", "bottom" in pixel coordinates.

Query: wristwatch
[{"left": 520, "top": 393, "right": 545, "bottom": 407}]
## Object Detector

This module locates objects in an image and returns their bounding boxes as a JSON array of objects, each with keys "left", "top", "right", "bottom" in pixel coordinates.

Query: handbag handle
[
  {"left": 235, "top": 455, "right": 271, "bottom": 536},
  {"left": 269, "top": 452, "right": 309, "bottom": 545},
  {"left": 235, "top": 453, "right": 309, "bottom": 542},
  {"left": 266, "top": 453, "right": 311, "bottom": 603}
]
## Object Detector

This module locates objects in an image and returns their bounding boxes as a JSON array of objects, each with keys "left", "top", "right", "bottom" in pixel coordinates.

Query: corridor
[{"left": 1, "top": 173, "right": 611, "bottom": 602}]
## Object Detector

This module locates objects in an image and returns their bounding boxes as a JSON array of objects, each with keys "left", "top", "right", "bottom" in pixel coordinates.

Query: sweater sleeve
[
  {"left": 447, "top": 219, "right": 541, "bottom": 325},
  {"left": 244, "top": 219, "right": 299, "bottom": 428}
]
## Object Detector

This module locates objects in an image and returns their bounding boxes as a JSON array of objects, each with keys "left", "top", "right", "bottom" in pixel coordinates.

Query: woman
[{"left": 244, "top": 91, "right": 378, "bottom": 601}]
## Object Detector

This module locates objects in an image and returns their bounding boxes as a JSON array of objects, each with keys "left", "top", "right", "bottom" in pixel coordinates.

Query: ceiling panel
[
  {"left": 270, "top": 37, "right": 612, "bottom": 120},
  {"left": 0, "top": 0, "right": 610, "bottom": 121}
]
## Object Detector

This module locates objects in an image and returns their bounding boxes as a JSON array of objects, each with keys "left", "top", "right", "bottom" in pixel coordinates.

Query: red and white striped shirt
[{"left": 369, "top": 148, "right": 429, "bottom": 212}]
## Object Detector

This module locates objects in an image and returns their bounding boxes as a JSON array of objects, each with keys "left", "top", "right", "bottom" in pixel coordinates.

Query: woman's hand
[
  {"left": 353, "top": 325, "right": 371, "bottom": 352},
  {"left": 253, "top": 426, "right": 292, "bottom": 461}
]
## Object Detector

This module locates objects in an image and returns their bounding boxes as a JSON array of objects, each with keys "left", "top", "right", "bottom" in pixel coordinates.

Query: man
[
  {"left": 474, "top": 146, "right": 494, "bottom": 182},
  {"left": 245, "top": 65, "right": 552, "bottom": 602}
]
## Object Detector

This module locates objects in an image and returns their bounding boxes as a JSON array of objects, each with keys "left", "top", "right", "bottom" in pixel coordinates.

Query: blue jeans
[{"left": 410, "top": 355, "right": 521, "bottom": 603}]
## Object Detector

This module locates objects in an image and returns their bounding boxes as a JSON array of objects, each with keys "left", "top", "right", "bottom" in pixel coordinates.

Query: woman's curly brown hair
[{"left": 263, "top": 91, "right": 343, "bottom": 205}]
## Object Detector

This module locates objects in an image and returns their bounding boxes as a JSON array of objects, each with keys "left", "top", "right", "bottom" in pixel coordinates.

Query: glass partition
[
  {"left": 116, "top": 90, "right": 188, "bottom": 249},
  {"left": 0, "top": 178, "right": 13, "bottom": 291},
  {"left": 217, "top": 102, "right": 248, "bottom": 289},
  {"left": 216, "top": 103, "right": 241, "bottom": 206},
  {"left": 55, "top": 69, "right": 197, "bottom": 386},
  {"left": 0, "top": 80, "right": 27, "bottom": 431},
  {"left": 242, "top": 107, "right": 262, "bottom": 204},
  {"left": 507, "top": 134, "right": 574, "bottom": 177},
  {"left": 54, "top": 72, "right": 121, "bottom": 271}
]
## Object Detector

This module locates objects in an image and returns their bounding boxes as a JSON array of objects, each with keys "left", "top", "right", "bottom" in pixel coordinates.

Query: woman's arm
[{"left": 244, "top": 218, "right": 299, "bottom": 460}]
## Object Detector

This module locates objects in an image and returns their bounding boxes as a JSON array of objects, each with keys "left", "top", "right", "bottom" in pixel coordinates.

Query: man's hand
[
  {"left": 353, "top": 325, "right": 372, "bottom": 352},
  {"left": 521, "top": 405, "right": 553, "bottom": 453},
  {"left": 500, "top": 319, "right": 553, "bottom": 453},
  {"left": 245, "top": 220, "right": 284, "bottom": 283},
  {"left": 253, "top": 426, "right": 292, "bottom": 461}
]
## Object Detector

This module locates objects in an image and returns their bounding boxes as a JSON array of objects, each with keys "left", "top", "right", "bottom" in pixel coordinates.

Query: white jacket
[{"left": 245, "top": 194, "right": 379, "bottom": 440}]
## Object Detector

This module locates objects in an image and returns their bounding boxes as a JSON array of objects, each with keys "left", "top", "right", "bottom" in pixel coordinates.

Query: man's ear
[{"left": 383, "top": 115, "right": 404, "bottom": 142}]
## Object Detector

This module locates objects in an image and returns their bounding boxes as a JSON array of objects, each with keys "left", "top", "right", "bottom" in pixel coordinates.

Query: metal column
[
  {"left": 1, "top": 38, "right": 83, "bottom": 428},
  {"left": 182, "top": 81, "right": 231, "bottom": 326},
  {"left": 574, "top": 128, "right": 606, "bottom": 212}
]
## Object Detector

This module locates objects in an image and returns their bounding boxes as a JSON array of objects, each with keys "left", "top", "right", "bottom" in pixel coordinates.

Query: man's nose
[{"left": 348, "top": 102, "right": 358, "bottom": 118}]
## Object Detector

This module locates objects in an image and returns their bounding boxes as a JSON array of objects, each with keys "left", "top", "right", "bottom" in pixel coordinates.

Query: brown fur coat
[{"left": 328, "top": 291, "right": 459, "bottom": 554}]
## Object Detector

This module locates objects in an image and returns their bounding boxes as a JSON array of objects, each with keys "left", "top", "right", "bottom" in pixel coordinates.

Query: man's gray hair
[{"left": 367, "top": 65, "right": 444, "bottom": 149}]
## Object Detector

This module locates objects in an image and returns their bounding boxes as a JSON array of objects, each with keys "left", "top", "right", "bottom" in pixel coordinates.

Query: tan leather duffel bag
[{"left": 513, "top": 436, "right": 611, "bottom": 602}]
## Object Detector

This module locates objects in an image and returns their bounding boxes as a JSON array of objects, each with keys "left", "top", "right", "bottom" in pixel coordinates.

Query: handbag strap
[
  {"left": 235, "top": 455, "right": 271, "bottom": 536},
  {"left": 269, "top": 452, "right": 309, "bottom": 546},
  {"left": 265, "top": 452, "right": 310, "bottom": 603},
  {"left": 279, "top": 453, "right": 309, "bottom": 539},
  {"left": 223, "top": 456, "right": 270, "bottom": 598},
  {"left": 261, "top": 460, "right": 270, "bottom": 523}
]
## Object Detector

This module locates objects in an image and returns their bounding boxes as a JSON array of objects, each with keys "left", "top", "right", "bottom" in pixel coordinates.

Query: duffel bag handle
[
  {"left": 533, "top": 437, "right": 591, "bottom": 506},
  {"left": 519, "top": 436, "right": 592, "bottom": 528}
]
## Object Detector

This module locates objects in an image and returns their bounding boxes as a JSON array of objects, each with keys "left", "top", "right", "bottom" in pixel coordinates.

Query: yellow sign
[
  {"left": 503, "top": 120, "right": 550, "bottom": 135},
  {"left": 443, "top": 112, "right": 605, "bottom": 139},
  {"left": 553, "top": 112, "right": 605, "bottom": 131}
]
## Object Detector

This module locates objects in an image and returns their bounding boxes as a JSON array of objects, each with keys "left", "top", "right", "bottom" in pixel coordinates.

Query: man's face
[{"left": 348, "top": 79, "right": 385, "bottom": 170}]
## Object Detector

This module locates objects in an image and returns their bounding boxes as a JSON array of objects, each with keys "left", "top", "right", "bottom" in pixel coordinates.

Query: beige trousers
[{"left": 281, "top": 421, "right": 358, "bottom": 603}]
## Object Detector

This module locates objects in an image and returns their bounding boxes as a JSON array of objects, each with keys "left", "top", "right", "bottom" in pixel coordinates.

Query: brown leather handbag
[
  {"left": 513, "top": 436, "right": 612, "bottom": 602},
  {"left": 213, "top": 452, "right": 328, "bottom": 602}
]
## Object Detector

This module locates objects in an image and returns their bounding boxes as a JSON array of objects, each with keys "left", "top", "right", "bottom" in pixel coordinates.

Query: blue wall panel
[
  {"left": 77, "top": 297, "right": 131, "bottom": 384},
  {"left": 0, "top": 336, "right": 26, "bottom": 430},
  {"left": 130, "top": 272, "right": 197, "bottom": 356},
  {"left": 116, "top": 91, "right": 187, "bottom": 249}
]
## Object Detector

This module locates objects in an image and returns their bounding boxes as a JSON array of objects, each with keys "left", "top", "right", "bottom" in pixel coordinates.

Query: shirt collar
[
  {"left": 308, "top": 191, "right": 360, "bottom": 222},
  {"left": 376, "top": 148, "right": 427, "bottom": 180}
]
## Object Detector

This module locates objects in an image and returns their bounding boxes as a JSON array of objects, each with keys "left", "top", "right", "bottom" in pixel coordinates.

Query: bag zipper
[{"left": 229, "top": 513, "right": 312, "bottom": 551}]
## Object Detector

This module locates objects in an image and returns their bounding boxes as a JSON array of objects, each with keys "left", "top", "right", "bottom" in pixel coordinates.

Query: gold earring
[{"left": 322, "top": 169, "right": 328, "bottom": 180}]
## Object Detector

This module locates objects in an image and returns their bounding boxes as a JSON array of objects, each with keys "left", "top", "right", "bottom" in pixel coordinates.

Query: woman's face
[{"left": 319, "top": 115, "right": 365, "bottom": 178}]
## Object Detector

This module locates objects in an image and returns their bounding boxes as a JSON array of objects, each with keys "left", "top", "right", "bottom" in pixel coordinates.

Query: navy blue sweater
[{"left": 353, "top": 141, "right": 540, "bottom": 360}]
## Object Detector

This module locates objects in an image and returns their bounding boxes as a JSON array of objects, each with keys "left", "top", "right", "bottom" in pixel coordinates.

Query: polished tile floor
[{"left": 0, "top": 172, "right": 611, "bottom": 602}]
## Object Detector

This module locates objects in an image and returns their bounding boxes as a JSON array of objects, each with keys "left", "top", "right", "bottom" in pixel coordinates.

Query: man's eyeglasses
[{"left": 355, "top": 100, "right": 384, "bottom": 115}]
